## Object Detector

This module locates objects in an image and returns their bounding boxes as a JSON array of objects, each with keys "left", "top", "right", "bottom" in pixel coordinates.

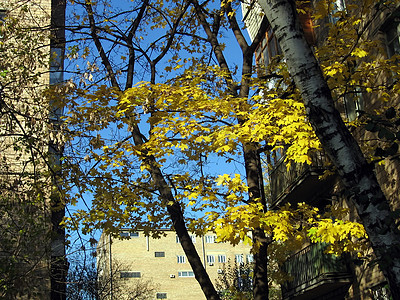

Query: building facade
[
  {"left": 97, "top": 229, "right": 253, "bottom": 299},
  {"left": 0, "top": 0, "right": 66, "bottom": 299},
  {"left": 243, "top": 0, "right": 400, "bottom": 299}
]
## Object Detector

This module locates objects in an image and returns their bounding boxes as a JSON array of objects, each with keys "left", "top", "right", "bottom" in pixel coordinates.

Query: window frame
[
  {"left": 205, "top": 235, "right": 216, "bottom": 243},
  {"left": 120, "top": 271, "right": 141, "bottom": 278},
  {"left": 155, "top": 251, "right": 165, "bottom": 257},
  {"left": 218, "top": 254, "right": 226, "bottom": 263},
  {"left": 206, "top": 255, "right": 215, "bottom": 264},
  {"left": 177, "top": 255, "right": 186, "bottom": 264},
  {"left": 235, "top": 254, "right": 244, "bottom": 264},
  {"left": 156, "top": 292, "right": 168, "bottom": 299},
  {"left": 178, "top": 271, "right": 195, "bottom": 277}
]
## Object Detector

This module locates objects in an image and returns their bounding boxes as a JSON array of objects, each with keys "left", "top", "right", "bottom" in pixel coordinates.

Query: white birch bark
[{"left": 257, "top": 0, "right": 400, "bottom": 297}]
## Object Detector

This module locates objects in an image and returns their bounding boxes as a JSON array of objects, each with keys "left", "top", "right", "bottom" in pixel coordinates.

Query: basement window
[{"left": 120, "top": 271, "right": 140, "bottom": 278}]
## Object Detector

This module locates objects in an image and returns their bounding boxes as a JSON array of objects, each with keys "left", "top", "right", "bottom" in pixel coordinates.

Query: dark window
[
  {"left": 156, "top": 293, "right": 167, "bottom": 299},
  {"left": 155, "top": 251, "right": 165, "bottom": 257},
  {"left": 120, "top": 231, "right": 129, "bottom": 237},
  {"left": 0, "top": 10, "right": 6, "bottom": 22},
  {"left": 255, "top": 25, "right": 281, "bottom": 68},
  {"left": 120, "top": 231, "right": 139, "bottom": 238},
  {"left": 120, "top": 271, "right": 140, "bottom": 278},
  {"left": 386, "top": 18, "right": 400, "bottom": 57}
]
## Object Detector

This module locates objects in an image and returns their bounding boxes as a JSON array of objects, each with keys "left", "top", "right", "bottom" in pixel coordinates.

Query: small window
[
  {"left": 178, "top": 271, "right": 195, "bottom": 277},
  {"left": 120, "top": 271, "right": 141, "bottom": 278},
  {"left": 155, "top": 252, "right": 165, "bottom": 257},
  {"left": 156, "top": 292, "right": 168, "bottom": 299},
  {"left": 329, "top": 0, "right": 346, "bottom": 24},
  {"left": 235, "top": 254, "right": 244, "bottom": 264},
  {"left": 177, "top": 255, "right": 185, "bottom": 263},
  {"left": 255, "top": 25, "right": 281, "bottom": 68},
  {"left": 218, "top": 255, "right": 226, "bottom": 263},
  {"left": 205, "top": 235, "right": 216, "bottom": 243},
  {"left": 120, "top": 231, "right": 139, "bottom": 238},
  {"left": 246, "top": 254, "right": 254, "bottom": 263},
  {"left": 207, "top": 255, "right": 215, "bottom": 264},
  {"left": 176, "top": 235, "right": 196, "bottom": 243},
  {"left": 0, "top": 10, "right": 7, "bottom": 23}
]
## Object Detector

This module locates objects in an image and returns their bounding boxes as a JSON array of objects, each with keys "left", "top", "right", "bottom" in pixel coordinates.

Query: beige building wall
[
  {"left": 0, "top": 0, "right": 65, "bottom": 299},
  {"left": 97, "top": 230, "right": 253, "bottom": 300}
]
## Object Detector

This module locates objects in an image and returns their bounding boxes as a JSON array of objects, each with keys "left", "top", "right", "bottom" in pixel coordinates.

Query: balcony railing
[
  {"left": 269, "top": 152, "right": 333, "bottom": 208},
  {"left": 281, "top": 243, "right": 352, "bottom": 300}
]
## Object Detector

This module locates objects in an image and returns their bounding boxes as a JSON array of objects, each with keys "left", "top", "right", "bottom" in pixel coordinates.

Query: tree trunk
[
  {"left": 130, "top": 125, "right": 221, "bottom": 300},
  {"left": 257, "top": 0, "right": 400, "bottom": 297}
]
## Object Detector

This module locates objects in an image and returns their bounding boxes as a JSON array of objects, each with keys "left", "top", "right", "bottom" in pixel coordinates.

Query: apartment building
[
  {"left": 243, "top": 0, "right": 400, "bottom": 299},
  {"left": 97, "top": 229, "right": 253, "bottom": 299},
  {"left": 0, "top": 0, "right": 66, "bottom": 299}
]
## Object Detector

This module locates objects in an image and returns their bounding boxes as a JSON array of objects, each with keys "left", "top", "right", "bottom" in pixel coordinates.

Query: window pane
[
  {"left": 235, "top": 254, "right": 244, "bottom": 263},
  {"left": 387, "top": 22, "right": 400, "bottom": 57},
  {"left": 207, "top": 255, "right": 215, "bottom": 264},
  {"left": 155, "top": 252, "right": 165, "bottom": 257},
  {"left": 178, "top": 271, "right": 194, "bottom": 277},
  {"left": 156, "top": 292, "right": 167, "bottom": 299},
  {"left": 120, "top": 271, "right": 140, "bottom": 278},
  {"left": 205, "top": 236, "right": 215, "bottom": 243},
  {"left": 218, "top": 255, "right": 226, "bottom": 263},
  {"left": 177, "top": 255, "right": 185, "bottom": 263}
]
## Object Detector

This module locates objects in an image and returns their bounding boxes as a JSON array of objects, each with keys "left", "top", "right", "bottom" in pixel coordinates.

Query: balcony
[
  {"left": 269, "top": 152, "right": 335, "bottom": 208},
  {"left": 281, "top": 243, "right": 352, "bottom": 300}
]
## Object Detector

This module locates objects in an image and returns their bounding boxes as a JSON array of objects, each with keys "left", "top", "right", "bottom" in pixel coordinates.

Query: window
[
  {"left": 120, "top": 231, "right": 139, "bottom": 238},
  {"left": 178, "top": 271, "right": 195, "bottom": 277},
  {"left": 343, "top": 89, "right": 363, "bottom": 121},
  {"left": 385, "top": 17, "right": 400, "bottom": 57},
  {"left": 218, "top": 255, "right": 226, "bottom": 263},
  {"left": 156, "top": 292, "right": 168, "bottom": 299},
  {"left": 207, "top": 255, "right": 215, "bottom": 264},
  {"left": 177, "top": 255, "right": 185, "bottom": 263},
  {"left": 235, "top": 254, "right": 244, "bottom": 264},
  {"left": 329, "top": 0, "right": 346, "bottom": 24},
  {"left": 120, "top": 231, "right": 129, "bottom": 237},
  {"left": 120, "top": 271, "right": 140, "bottom": 278},
  {"left": 205, "top": 235, "right": 216, "bottom": 243},
  {"left": 246, "top": 254, "right": 254, "bottom": 263},
  {"left": 255, "top": 26, "right": 281, "bottom": 68},
  {"left": 0, "top": 10, "right": 6, "bottom": 22},
  {"left": 176, "top": 235, "right": 196, "bottom": 243},
  {"left": 371, "top": 283, "right": 390, "bottom": 299},
  {"left": 155, "top": 252, "right": 165, "bottom": 257}
]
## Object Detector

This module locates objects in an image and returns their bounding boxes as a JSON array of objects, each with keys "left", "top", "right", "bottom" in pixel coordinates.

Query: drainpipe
[
  {"left": 202, "top": 236, "right": 206, "bottom": 270},
  {"left": 109, "top": 235, "right": 113, "bottom": 300}
]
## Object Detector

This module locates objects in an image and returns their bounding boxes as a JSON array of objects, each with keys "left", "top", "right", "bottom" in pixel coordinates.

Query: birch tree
[{"left": 257, "top": 0, "right": 400, "bottom": 296}]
